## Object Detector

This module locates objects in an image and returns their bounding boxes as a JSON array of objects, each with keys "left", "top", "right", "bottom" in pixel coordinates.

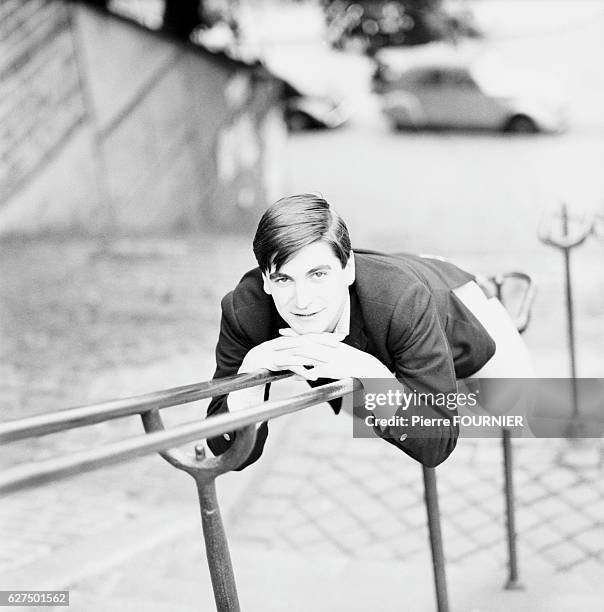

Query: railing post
[
  {"left": 423, "top": 466, "right": 450, "bottom": 612},
  {"left": 491, "top": 276, "right": 523, "bottom": 590},
  {"left": 195, "top": 475, "right": 241, "bottom": 611},
  {"left": 140, "top": 410, "right": 259, "bottom": 612},
  {"left": 502, "top": 428, "right": 522, "bottom": 590}
]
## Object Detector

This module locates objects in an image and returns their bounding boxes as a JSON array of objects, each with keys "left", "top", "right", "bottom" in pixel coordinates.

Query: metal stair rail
[
  {"left": 488, "top": 271, "right": 536, "bottom": 591},
  {"left": 0, "top": 370, "right": 453, "bottom": 611}
]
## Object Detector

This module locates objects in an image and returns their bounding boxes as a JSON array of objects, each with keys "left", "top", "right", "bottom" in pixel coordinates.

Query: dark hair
[{"left": 253, "top": 194, "right": 351, "bottom": 273}]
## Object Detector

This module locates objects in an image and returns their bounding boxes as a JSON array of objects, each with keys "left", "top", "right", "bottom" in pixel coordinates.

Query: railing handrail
[
  {"left": 0, "top": 377, "right": 362, "bottom": 496},
  {"left": 0, "top": 370, "right": 294, "bottom": 443}
]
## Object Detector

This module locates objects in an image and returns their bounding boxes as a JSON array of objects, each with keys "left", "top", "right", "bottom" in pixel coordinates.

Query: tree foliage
[
  {"left": 162, "top": 0, "right": 206, "bottom": 39},
  {"left": 322, "top": 0, "right": 479, "bottom": 52}
]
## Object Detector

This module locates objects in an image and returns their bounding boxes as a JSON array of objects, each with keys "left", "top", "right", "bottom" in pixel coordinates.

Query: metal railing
[
  {"left": 1, "top": 371, "right": 455, "bottom": 611},
  {"left": 490, "top": 271, "right": 535, "bottom": 590},
  {"left": 0, "top": 371, "right": 451, "bottom": 610}
]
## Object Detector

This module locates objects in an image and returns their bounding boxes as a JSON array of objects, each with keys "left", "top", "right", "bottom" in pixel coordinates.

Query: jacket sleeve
[
  {"left": 206, "top": 292, "right": 269, "bottom": 471},
  {"left": 371, "top": 284, "right": 459, "bottom": 467}
]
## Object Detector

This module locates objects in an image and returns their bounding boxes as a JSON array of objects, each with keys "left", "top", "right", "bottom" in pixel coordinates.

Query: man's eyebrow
[
  {"left": 307, "top": 265, "right": 332, "bottom": 274},
  {"left": 269, "top": 264, "right": 332, "bottom": 280},
  {"left": 269, "top": 271, "right": 292, "bottom": 280}
]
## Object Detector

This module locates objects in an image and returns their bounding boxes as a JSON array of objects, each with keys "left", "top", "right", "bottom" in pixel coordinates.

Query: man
[{"left": 206, "top": 194, "right": 499, "bottom": 470}]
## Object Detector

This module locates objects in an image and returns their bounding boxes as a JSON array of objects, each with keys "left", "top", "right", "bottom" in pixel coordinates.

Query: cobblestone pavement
[{"left": 229, "top": 389, "right": 604, "bottom": 582}]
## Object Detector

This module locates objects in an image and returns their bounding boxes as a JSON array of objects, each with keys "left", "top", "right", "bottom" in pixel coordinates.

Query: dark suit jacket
[{"left": 206, "top": 250, "right": 496, "bottom": 469}]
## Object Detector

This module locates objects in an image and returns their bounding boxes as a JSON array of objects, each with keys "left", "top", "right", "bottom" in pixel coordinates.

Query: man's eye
[
  {"left": 274, "top": 277, "right": 290, "bottom": 284},
  {"left": 311, "top": 271, "right": 327, "bottom": 279}
]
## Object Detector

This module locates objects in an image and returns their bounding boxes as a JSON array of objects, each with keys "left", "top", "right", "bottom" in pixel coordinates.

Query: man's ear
[
  {"left": 262, "top": 272, "right": 272, "bottom": 295},
  {"left": 344, "top": 252, "right": 355, "bottom": 286}
]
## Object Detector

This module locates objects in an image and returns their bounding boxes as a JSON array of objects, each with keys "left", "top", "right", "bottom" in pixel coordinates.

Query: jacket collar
[{"left": 343, "top": 286, "right": 368, "bottom": 352}]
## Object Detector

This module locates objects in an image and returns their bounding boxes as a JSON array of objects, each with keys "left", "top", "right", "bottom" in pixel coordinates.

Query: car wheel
[
  {"left": 505, "top": 115, "right": 538, "bottom": 134},
  {"left": 392, "top": 119, "right": 417, "bottom": 132},
  {"left": 287, "top": 111, "right": 313, "bottom": 132}
]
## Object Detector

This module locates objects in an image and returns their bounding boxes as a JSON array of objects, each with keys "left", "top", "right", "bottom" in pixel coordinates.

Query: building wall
[{"left": 0, "top": 0, "right": 287, "bottom": 236}]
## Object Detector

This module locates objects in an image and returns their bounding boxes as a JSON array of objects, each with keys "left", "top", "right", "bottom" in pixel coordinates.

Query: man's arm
[
  {"left": 374, "top": 284, "right": 460, "bottom": 467},
  {"left": 270, "top": 287, "right": 460, "bottom": 468},
  {"left": 206, "top": 293, "right": 269, "bottom": 471}
]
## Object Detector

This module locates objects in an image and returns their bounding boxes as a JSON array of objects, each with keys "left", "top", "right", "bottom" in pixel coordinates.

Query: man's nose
[{"left": 293, "top": 282, "right": 312, "bottom": 309}]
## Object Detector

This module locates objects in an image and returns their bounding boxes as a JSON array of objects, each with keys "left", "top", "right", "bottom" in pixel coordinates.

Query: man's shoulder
[
  {"left": 220, "top": 268, "right": 278, "bottom": 346},
  {"left": 354, "top": 250, "right": 474, "bottom": 303},
  {"left": 222, "top": 267, "right": 271, "bottom": 315},
  {"left": 353, "top": 250, "right": 431, "bottom": 306}
]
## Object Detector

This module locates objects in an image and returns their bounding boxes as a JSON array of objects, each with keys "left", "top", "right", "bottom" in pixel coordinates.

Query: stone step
[{"left": 69, "top": 537, "right": 604, "bottom": 612}]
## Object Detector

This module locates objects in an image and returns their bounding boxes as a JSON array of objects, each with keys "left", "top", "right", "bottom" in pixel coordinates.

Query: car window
[
  {"left": 443, "top": 68, "right": 476, "bottom": 88},
  {"left": 414, "top": 69, "right": 445, "bottom": 87}
]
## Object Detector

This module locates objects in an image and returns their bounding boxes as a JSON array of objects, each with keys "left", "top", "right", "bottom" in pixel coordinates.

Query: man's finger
[
  {"left": 272, "top": 356, "right": 321, "bottom": 369},
  {"left": 288, "top": 332, "right": 345, "bottom": 346},
  {"left": 300, "top": 332, "right": 346, "bottom": 346},
  {"left": 271, "top": 337, "right": 311, "bottom": 350},
  {"left": 288, "top": 345, "right": 333, "bottom": 363},
  {"left": 305, "top": 368, "right": 336, "bottom": 380},
  {"left": 272, "top": 335, "right": 332, "bottom": 351},
  {"left": 279, "top": 328, "right": 299, "bottom": 337},
  {"left": 320, "top": 334, "right": 347, "bottom": 346},
  {"left": 290, "top": 373, "right": 309, "bottom": 382},
  {"left": 288, "top": 365, "right": 318, "bottom": 381}
]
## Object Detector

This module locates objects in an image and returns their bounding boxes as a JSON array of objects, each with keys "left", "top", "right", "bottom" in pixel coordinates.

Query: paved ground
[
  {"left": 229, "top": 390, "right": 604, "bottom": 577},
  {"left": 3, "top": 395, "right": 603, "bottom": 610}
]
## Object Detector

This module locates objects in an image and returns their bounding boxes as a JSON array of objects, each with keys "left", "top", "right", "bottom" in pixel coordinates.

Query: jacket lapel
[{"left": 343, "top": 287, "right": 368, "bottom": 352}]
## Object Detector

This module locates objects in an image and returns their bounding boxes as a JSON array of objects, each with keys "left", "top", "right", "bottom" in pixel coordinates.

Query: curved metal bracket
[
  {"left": 488, "top": 272, "right": 536, "bottom": 335},
  {"left": 141, "top": 409, "right": 257, "bottom": 484},
  {"left": 592, "top": 210, "right": 604, "bottom": 242},
  {"left": 537, "top": 204, "right": 593, "bottom": 250}
]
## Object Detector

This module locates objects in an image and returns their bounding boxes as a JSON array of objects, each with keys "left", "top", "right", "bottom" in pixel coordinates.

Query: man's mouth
[{"left": 293, "top": 309, "right": 324, "bottom": 318}]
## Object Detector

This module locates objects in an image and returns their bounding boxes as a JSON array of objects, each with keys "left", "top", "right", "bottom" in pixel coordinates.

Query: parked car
[
  {"left": 262, "top": 47, "right": 350, "bottom": 132},
  {"left": 373, "top": 46, "right": 568, "bottom": 133},
  {"left": 285, "top": 94, "right": 348, "bottom": 131}
]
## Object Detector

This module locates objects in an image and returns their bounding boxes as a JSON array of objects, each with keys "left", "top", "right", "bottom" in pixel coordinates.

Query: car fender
[
  {"left": 497, "top": 97, "right": 561, "bottom": 131},
  {"left": 381, "top": 91, "right": 426, "bottom": 125},
  {"left": 288, "top": 96, "right": 348, "bottom": 129}
]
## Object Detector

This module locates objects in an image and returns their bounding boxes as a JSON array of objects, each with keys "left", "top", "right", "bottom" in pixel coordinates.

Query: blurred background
[{"left": 1, "top": 1, "right": 603, "bottom": 609}]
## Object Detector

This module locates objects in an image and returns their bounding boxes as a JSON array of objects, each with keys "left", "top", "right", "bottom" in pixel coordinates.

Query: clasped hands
[
  {"left": 241, "top": 328, "right": 391, "bottom": 381},
  {"left": 227, "top": 328, "right": 392, "bottom": 412}
]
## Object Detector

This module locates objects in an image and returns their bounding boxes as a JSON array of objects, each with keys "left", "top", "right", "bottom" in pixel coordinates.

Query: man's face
[{"left": 262, "top": 241, "right": 355, "bottom": 335}]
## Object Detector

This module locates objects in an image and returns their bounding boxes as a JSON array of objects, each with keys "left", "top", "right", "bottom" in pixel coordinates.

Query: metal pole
[
  {"left": 538, "top": 203, "right": 594, "bottom": 450},
  {"left": 422, "top": 466, "right": 449, "bottom": 612},
  {"left": 561, "top": 204, "right": 581, "bottom": 437},
  {"left": 502, "top": 428, "right": 522, "bottom": 589},
  {"left": 561, "top": 204, "right": 577, "bottom": 381},
  {"left": 492, "top": 278, "right": 522, "bottom": 589},
  {"left": 196, "top": 477, "right": 241, "bottom": 612}
]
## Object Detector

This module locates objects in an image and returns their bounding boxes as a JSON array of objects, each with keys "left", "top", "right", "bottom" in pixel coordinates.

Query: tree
[
  {"left": 162, "top": 0, "right": 205, "bottom": 39},
  {"left": 322, "top": 0, "right": 477, "bottom": 52}
]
